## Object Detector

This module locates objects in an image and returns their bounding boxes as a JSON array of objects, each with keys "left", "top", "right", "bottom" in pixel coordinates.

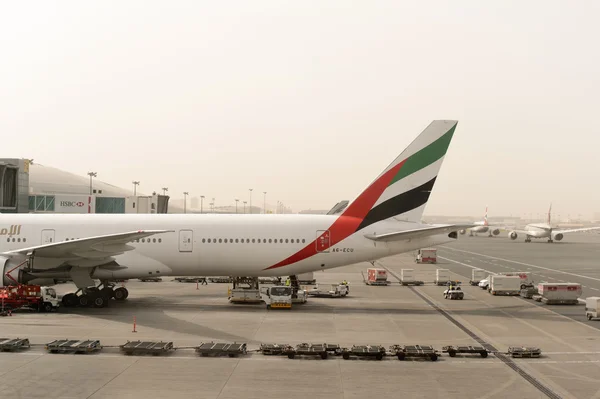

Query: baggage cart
[
  {"left": 259, "top": 343, "right": 289, "bottom": 355},
  {"left": 435, "top": 269, "right": 450, "bottom": 286},
  {"left": 507, "top": 346, "right": 541, "bottom": 358},
  {"left": 196, "top": 342, "right": 247, "bottom": 357},
  {"left": 284, "top": 343, "right": 329, "bottom": 359},
  {"left": 0, "top": 338, "right": 30, "bottom": 352},
  {"left": 341, "top": 345, "right": 386, "bottom": 360},
  {"left": 208, "top": 276, "right": 232, "bottom": 283},
  {"left": 121, "top": 340, "right": 174, "bottom": 356},
  {"left": 45, "top": 339, "right": 102, "bottom": 354},
  {"left": 364, "top": 268, "right": 389, "bottom": 286},
  {"left": 442, "top": 345, "right": 488, "bottom": 358},
  {"left": 390, "top": 344, "right": 439, "bottom": 361},
  {"left": 400, "top": 269, "right": 424, "bottom": 286},
  {"left": 520, "top": 287, "right": 539, "bottom": 299},
  {"left": 586, "top": 297, "right": 600, "bottom": 320},
  {"left": 470, "top": 269, "right": 487, "bottom": 286}
]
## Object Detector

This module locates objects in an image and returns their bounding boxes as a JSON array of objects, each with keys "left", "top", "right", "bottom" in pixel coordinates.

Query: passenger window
[
  {"left": 285, "top": 239, "right": 289, "bottom": 243},
  {"left": 296, "top": 239, "right": 300, "bottom": 243},
  {"left": 246, "top": 239, "right": 250, "bottom": 243},
  {"left": 302, "top": 239, "right": 306, "bottom": 243},
  {"left": 219, "top": 239, "right": 222, "bottom": 243},
  {"left": 252, "top": 239, "right": 255, "bottom": 243},
  {"left": 6, "top": 238, "right": 9, "bottom": 242},
  {"left": 17, "top": 238, "right": 21, "bottom": 242},
  {"left": 263, "top": 239, "right": 267, "bottom": 243},
  {"left": 158, "top": 238, "right": 162, "bottom": 243},
  {"left": 142, "top": 239, "right": 145, "bottom": 243},
  {"left": 202, "top": 239, "right": 206, "bottom": 243},
  {"left": 23, "top": 238, "right": 26, "bottom": 242},
  {"left": 268, "top": 239, "right": 272, "bottom": 243},
  {"left": 152, "top": 238, "right": 156, "bottom": 243},
  {"left": 235, "top": 239, "right": 239, "bottom": 243},
  {"left": 207, "top": 239, "right": 211, "bottom": 243}
]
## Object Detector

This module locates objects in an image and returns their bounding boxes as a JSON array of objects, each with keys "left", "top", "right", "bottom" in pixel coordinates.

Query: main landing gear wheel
[
  {"left": 101, "top": 287, "right": 115, "bottom": 299},
  {"left": 62, "top": 293, "right": 78, "bottom": 307},
  {"left": 79, "top": 295, "right": 91, "bottom": 307},
  {"left": 114, "top": 287, "right": 129, "bottom": 301},
  {"left": 547, "top": 239, "right": 554, "bottom": 243},
  {"left": 93, "top": 295, "right": 108, "bottom": 308}
]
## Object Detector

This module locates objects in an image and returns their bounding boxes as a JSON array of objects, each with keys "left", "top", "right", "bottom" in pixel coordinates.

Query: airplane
[
  {"left": 459, "top": 206, "right": 501, "bottom": 237},
  {"left": 1, "top": 120, "right": 472, "bottom": 308},
  {"left": 507, "top": 204, "right": 600, "bottom": 243}
]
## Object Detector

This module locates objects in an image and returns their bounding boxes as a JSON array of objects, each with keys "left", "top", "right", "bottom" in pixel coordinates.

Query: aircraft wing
[
  {"left": 2, "top": 230, "right": 173, "bottom": 265},
  {"left": 554, "top": 227, "right": 600, "bottom": 234},
  {"left": 364, "top": 224, "right": 475, "bottom": 242}
]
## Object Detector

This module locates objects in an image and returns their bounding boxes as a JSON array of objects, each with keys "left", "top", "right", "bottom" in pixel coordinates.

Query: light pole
[
  {"left": 235, "top": 199, "right": 239, "bottom": 214},
  {"left": 183, "top": 192, "right": 189, "bottom": 214},
  {"left": 249, "top": 189, "right": 253, "bottom": 214},
  {"left": 200, "top": 195, "right": 205, "bottom": 214},
  {"left": 243, "top": 201, "right": 247, "bottom": 214},
  {"left": 132, "top": 181, "right": 140, "bottom": 197},
  {"left": 87, "top": 172, "right": 97, "bottom": 195},
  {"left": 209, "top": 202, "right": 214, "bottom": 213},
  {"left": 263, "top": 191, "right": 267, "bottom": 214},
  {"left": 162, "top": 187, "right": 168, "bottom": 196},
  {"left": 212, "top": 198, "right": 215, "bottom": 213}
]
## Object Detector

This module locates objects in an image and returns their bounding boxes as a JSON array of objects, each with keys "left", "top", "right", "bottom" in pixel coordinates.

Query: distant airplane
[
  {"left": 508, "top": 204, "right": 600, "bottom": 243},
  {"left": 459, "top": 206, "right": 501, "bottom": 237}
]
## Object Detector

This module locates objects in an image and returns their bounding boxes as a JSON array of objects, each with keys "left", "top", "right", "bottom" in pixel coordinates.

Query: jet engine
[
  {"left": 492, "top": 229, "right": 500, "bottom": 236},
  {"left": 552, "top": 232, "right": 564, "bottom": 241},
  {"left": 508, "top": 231, "right": 518, "bottom": 240},
  {"left": 1, "top": 256, "right": 35, "bottom": 286},
  {"left": 459, "top": 229, "right": 466, "bottom": 235}
]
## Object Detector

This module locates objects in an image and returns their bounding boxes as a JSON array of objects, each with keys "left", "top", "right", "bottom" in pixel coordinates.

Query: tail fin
[
  {"left": 341, "top": 120, "right": 458, "bottom": 230},
  {"left": 547, "top": 203, "right": 552, "bottom": 225},
  {"left": 484, "top": 206, "right": 489, "bottom": 226}
]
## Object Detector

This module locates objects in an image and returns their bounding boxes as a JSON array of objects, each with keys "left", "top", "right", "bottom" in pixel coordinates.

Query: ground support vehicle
[
  {"left": 259, "top": 343, "right": 289, "bottom": 355},
  {"left": 415, "top": 248, "right": 437, "bottom": 264},
  {"left": 537, "top": 283, "right": 582, "bottom": 305},
  {"left": 442, "top": 345, "right": 488, "bottom": 358},
  {"left": 390, "top": 345, "right": 439, "bottom": 361},
  {"left": 209, "top": 276, "right": 232, "bottom": 283},
  {"left": 307, "top": 284, "right": 348, "bottom": 298},
  {"left": 364, "top": 268, "right": 389, "bottom": 285},
  {"left": 443, "top": 287, "right": 464, "bottom": 300},
  {"left": 45, "top": 339, "right": 102, "bottom": 354},
  {"left": 507, "top": 346, "right": 541, "bottom": 358},
  {"left": 586, "top": 297, "right": 600, "bottom": 320},
  {"left": 341, "top": 345, "right": 386, "bottom": 360},
  {"left": 520, "top": 287, "right": 539, "bottom": 299},
  {"left": 469, "top": 269, "right": 487, "bottom": 286},
  {"left": 121, "top": 341, "right": 174, "bottom": 356},
  {"left": 0, "top": 285, "right": 59, "bottom": 312},
  {"left": 284, "top": 343, "right": 329, "bottom": 359},
  {"left": 0, "top": 338, "right": 30, "bottom": 352},
  {"left": 139, "top": 277, "right": 162, "bottom": 282},
  {"left": 196, "top": 342, "right": 247, "bottom": 357}
]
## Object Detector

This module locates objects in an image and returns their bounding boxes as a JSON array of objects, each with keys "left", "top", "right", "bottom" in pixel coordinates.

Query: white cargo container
[
  {"left": 415, "top": 248, "right": 437, "bottom": 264},
  {"left": 470, "top": 269, "right": 487, "bottom": 286},
  {"left": 401, "top": 269, "right": 414, "bottom": 283},
  {"left": 499, "top": 272, "right": 534, "bottom": 289},
  {"left": 585, "top": 297, "right": 600, "bottom": 320},
  {"left": 489, "top": 276, "right": 521, "bottom": 296},
  {"left": 435, "top": 269, "right": 450, "bottom": 286},
  {"left": 537, "top": 283, "right": 582, "bottom": 305}
]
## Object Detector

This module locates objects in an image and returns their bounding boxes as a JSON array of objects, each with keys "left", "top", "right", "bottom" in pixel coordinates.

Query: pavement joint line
[
  {"left": 440, "top": 246, "right": 600, "bottom": 283},
  {"left": 380, "top": 265, "right": 563, "bottom": 399},
  {"left": 87, "top": 357, "right": 139, "bottom": 399}
]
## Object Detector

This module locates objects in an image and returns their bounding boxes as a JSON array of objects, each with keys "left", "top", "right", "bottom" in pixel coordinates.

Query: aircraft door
[
  {"left": 41, "top": 229, "right": 55, "bottom": 244},
  {"left": 179, "top": 230, "right": 193, "bottom": 252},
  {"left": 316, "top": 230, "right": 331, "bottom": 253}
]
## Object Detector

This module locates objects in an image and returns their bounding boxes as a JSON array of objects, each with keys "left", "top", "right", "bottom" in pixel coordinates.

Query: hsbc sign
[{"left": 55, "top": 195, "right": 95, "bottom": 214}]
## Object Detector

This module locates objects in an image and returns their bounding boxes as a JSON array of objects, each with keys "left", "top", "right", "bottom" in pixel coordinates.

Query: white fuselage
[
  {"left": 522, "top": 223, "right": 552, "bottom": 238},
  {"left": 0, "top": 214, "right": 455, "bottom": 280}
]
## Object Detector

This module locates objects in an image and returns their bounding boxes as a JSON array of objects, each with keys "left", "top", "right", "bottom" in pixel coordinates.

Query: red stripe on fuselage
[{"left": 264, "top": 160, "right": 406, "bottom": 270}]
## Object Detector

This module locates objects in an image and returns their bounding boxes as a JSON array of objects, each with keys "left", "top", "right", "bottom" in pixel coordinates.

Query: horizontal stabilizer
[{"left": 364, "top": 224, "right": 475, "bottom": 242}]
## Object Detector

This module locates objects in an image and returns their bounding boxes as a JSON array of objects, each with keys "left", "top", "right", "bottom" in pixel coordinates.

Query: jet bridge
[{"left": 0, "top": 158, "right": 30, "bottom": 213}]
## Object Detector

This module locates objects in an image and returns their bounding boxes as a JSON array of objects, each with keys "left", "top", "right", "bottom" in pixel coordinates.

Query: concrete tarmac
[{"left": 1, "top": 233, "right": 600, "bottom": 398}]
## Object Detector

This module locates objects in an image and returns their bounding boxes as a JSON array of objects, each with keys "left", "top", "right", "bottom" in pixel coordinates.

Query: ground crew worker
[{"left": 285, "top": 278, "right": 291, "bottom": 286}]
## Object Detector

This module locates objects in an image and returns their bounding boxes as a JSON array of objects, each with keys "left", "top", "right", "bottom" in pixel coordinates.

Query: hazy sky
[{"left": 2, "top": 1, "right": 599, "bottom": 218}]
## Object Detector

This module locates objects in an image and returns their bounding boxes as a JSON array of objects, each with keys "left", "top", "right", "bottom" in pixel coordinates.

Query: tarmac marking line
[{"left": 440, "top": 246, "right": 600, "bottom": 283}]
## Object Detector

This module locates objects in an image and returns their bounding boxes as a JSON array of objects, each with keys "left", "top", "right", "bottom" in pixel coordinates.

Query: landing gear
[
  {"left": 547, "top": 239, "right": 554, "bottom": 243},
  {"left": 61, "top": 280, "right": 127, "bottom": 308},
  {"left": 525, "top": 237, "right": 532, "bottom": 243}
]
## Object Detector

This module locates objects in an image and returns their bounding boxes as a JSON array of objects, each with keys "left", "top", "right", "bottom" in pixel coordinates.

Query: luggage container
[
  {"left": 470, "top": 269, "right": 487, "bottom": 286},
  {"left": 499, "top": 272, "right": 534, "bottom": 289},
  {"left": 45, "top": 339, "right": 102, "bottom": 354},
  {"left": 400, "top": 269, "right": 423, "bottom": 286},
  {"left": 415, "top": 248, "right": 437, "bottom": 264},
  {"left": 0, "top": 338, "right": 30, "bottom": 352},
  {"left": 365, "top": 268, "right": 389, "bottom": 286},
  {"left": 196, "top": 342, "right": 247, "bottom": 357},
  {"left": 586, "top": 297, "right": 600, "bottom": 320},
  {"left": 283, "top": 343, "right": 329, "bottom": 359},
  {"left": 390, "top": 344, "right": 439, "bottom": 361},
  {"left": 342, "top": 345, "right": 386, "bottom": 360},
  {"left": 489, "top": 276, "right": 521, "bottom": 296},
  {"left": 442, "top": 345, "right": 488, "bottom": 358},
  {"left": 537, "top": 283, "right": 582, "bottom": 305},
  {"left": 259, "top": 343, "right": 289, "bottom": 355},
  {"left": 508, "top": 346, "right": 541, "bottom": 358},
  {"left": 435, "top": 269, "right": 450, "bottom": 286},
  {"left": 121, "top": 341, "right": 174, "bottom": 356}
]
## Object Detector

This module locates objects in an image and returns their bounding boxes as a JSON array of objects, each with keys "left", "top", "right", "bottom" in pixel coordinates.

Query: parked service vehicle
[
  {"left": 470, "top": 269, "right": 487, "bottom": 286},
  {"left": 478, "top": 277, "right": 490, "bottom": 290},
  {"left": 366, "top": 268, "right": 389, "bottom": 285},
  {"left": 585, "top": 297, "right": 600, "bottom": 320},
  {"left": 0, "top": 285, "right": 60, "bottom": 312},
  {"left": 489, "top": 276, "right": 521, "bottom": 296},
  {"left": 308, "top": 284, "right": 348, "bottom": 298},
  {"left": 138, "top": 277, "right": 162, "bottom": 282},
  {"left": 537, "top": 283, "right": 582, "bottom": 305},
  {"left": 262, "top": 286, "right": 293, "bottom": 309},
  {"left": 415, "top": 248, "right": 437, "bottom": 264}
]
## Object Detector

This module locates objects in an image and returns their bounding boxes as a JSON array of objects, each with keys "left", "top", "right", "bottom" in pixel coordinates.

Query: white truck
[
  {"left": 479, "top": 271, "right": 533, "bottom": 290},
  {"left": 585, "top": 297, "right": 600, "bottom": 320},
  {"left": 489, "top": 276, "right": 521, "bottom": 296},
  {"left": 307, "top": 283, "right": 348, "bottom": 298},
  {"left": 261, "top": 286, "right": 293, "bottom": 309},
  {"left": 415, "top": 248, "right": 437, "bottom": 264},
  {"left": 470, "top": 269, "right": 487, "bottom": 286}
]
